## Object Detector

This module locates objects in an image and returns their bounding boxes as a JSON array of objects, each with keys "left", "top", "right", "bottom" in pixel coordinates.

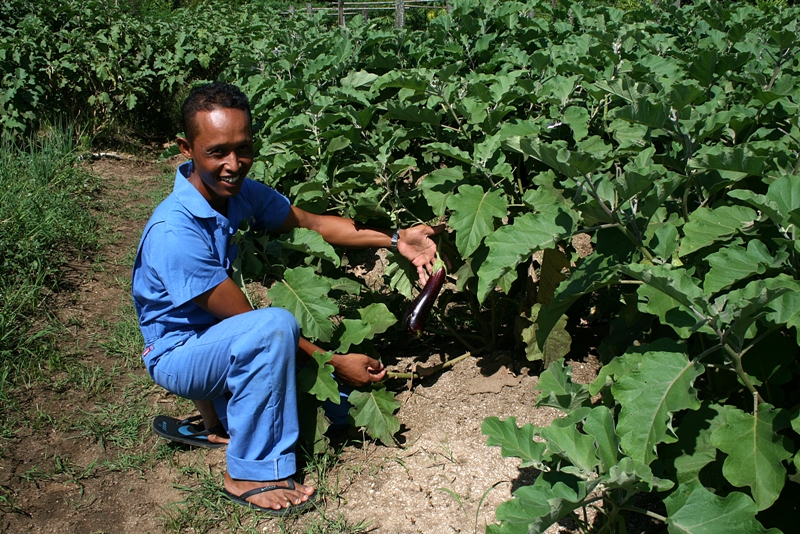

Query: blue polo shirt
[{"left": 132, "top": 161, "right": 291, "bottom": 361}]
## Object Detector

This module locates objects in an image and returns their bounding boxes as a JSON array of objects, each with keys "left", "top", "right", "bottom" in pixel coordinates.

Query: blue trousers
[{"left": 146, "top": 308, "right": 300, "bottom": 481}]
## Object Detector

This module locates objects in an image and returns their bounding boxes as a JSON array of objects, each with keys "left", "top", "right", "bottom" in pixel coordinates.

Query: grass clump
[{"left": 0, "top": 126, "right": 99, "bottom": 400}]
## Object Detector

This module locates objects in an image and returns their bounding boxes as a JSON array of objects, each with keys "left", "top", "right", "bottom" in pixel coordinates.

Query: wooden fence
[{"left": 289, "top": 0, "right": 452, "bottom": 28}]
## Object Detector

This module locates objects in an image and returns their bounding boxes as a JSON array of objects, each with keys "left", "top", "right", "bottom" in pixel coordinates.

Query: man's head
[
  {"left": 182, "top": 82, "right": 252, "bottom": 143},
  {"left": 177, "top": 83, "right": 255, "bottom": 210}
]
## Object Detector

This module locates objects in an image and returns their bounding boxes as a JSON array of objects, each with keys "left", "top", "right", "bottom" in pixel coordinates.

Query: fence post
[
  {"left": 446, "top": 0, "right": 452, "bottom": 14},
  {"left": 306, "top": 2, "right": 312, "bottom": 14},
  {"left": 289, "top": 4, "right": 295, "bottom": 13},
  {"left": 338, "top": 0, "right": 345, "bottom": 26},
  {"left": 362, "top": 2, "right": 368, "bottom": 19},
  {"left": 394, "top": 0, "right": 405, "bottom": 28}
]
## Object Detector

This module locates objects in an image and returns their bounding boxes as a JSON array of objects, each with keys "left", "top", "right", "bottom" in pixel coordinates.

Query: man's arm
[
  {"left": 193, "top": 278, "right": 385, "bottom": 385},
  {"left": 277, "top": 205, "right": 444, "bottom": 285}
]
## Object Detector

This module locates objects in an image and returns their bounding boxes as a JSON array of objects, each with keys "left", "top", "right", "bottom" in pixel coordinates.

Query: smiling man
[{"left": 132, "top": 82, "right": 442, "bottom": 514}]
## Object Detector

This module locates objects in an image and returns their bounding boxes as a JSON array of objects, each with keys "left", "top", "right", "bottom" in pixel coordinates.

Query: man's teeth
[{"left": 220, "top": 175, "right": 240, "bottom": 184}]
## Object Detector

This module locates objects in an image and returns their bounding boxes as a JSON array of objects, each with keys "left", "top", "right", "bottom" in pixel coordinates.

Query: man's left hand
[
  {"left": 330, "top": 353, "right": 387, "bottom": 387},
  {"left": 397, "top": 224, "right": 445, "bottom": 286}
]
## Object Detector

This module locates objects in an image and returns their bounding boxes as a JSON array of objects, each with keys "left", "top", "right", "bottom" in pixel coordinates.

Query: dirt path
[{"left": 0, "top": 156, "right": 598, "bottom": 534}]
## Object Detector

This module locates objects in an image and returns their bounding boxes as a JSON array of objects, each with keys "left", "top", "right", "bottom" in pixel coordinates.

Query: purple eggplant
[{"left": 403, "top": 266, "right": 446, "bottom": 339}]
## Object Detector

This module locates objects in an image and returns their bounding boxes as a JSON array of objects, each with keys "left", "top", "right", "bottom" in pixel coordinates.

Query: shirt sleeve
[
  {"left": 144, "top": 219, "right": 229, "bottom": 308},
  {"left": 242, "top": 179, "right": 292, "bottom": 231}
]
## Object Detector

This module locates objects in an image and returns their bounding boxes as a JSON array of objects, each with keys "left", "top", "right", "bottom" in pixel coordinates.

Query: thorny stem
[
  {"left": 767, "top": 46, "right": 796, "bottom": 91},
  {"left": 619, "top": 506, "right": 668, "bottom": 523},
  {"left": 723, "top": 344, "right": 762, "bottom": 412},
  {"left": 386, "top": 351, "right": 473, "bottom": 380}
]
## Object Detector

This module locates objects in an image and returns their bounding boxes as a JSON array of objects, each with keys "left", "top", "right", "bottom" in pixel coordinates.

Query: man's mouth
[{"left": 220, "top": 175, "right": 240, "bottom": 185}]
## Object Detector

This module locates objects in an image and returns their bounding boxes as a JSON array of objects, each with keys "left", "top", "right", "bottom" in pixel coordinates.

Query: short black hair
[{"left": 181, "top": 82, "right": 252, "bottom": 141}]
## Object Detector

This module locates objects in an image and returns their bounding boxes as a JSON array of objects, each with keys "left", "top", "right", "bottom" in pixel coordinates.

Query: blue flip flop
[
  {"left": 222, "top": 478, "right": 318, "bottom": 516},
  {"left": 152, "top": 415, "right": 227, "bottom": 449}
]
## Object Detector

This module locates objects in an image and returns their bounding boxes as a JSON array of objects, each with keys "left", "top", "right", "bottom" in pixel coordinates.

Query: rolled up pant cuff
[{"left": 226, "top": 453, "right": 297, "bottom": 482}]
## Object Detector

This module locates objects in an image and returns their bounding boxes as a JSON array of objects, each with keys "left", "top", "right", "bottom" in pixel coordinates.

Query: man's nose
[{"left": 224, "top": 152, "right": 241, "bottom": 172}]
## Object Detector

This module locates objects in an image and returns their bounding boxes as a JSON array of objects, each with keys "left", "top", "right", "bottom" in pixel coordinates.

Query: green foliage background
[{"left": 4, "top": 0, "right": 800, "bottom": 531}]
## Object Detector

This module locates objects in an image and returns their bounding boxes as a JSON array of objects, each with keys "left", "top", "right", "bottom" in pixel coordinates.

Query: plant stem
[
  {"left": 723, "top": 344, "right": 762, "bottom": 412},
  {"left": 619, "top": 505, "right": 667, "bottom": 523},
  {"left": 386, "top": 351, "right": 473, "bottom": 380}
]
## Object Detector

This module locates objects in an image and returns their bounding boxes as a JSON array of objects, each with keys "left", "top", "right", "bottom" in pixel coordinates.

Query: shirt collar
[{"left": 173, "top": 161, "right": 220, "bottom": 219}]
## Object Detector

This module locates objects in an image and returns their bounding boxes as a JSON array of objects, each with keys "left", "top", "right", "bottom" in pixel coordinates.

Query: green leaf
[
  {"left": 494, "top": 471, "right": 589, "bottom": 534},
  {"left": 767, "top": 174, "right": 800, "bottom": 225},
  {"left": 267, "top": 267, "right": 339, "bottom": 342},
  {"left": 614, "top": 97, "right": 669, "bottom": 129},
  {"left": 477, "top": 209, "right": 573, "bottom": 303},
  {"left": 446, "top": 184, "right": 508, "bottom": 258},
  {"left": 385, "top": 102, "right": 441, "bottom": 124},
  {"left": 521, "top": 304, "right": 572, "bottom": 366},
  {"left": 336, "top": 303, "right": 397, "bottom": 353},
  {"left": 537, "top": 253, "right": 618, "bottom": 349},
  {"left": 535, "top": 359, "right": 591, "bottom": 413},
  {"left": 623, "top": 264, "right": 710, "bottom": 338},
  {"left": 665, "top": 481, "right": 781, "bottom": 534},
  {"left": 385, "top": 251, "right": 415, "bottom": 299},
  {"left": 664, "top": 402, "right": 731, "bottom": 485},
  {"left": 340, "top": 70, "right": 379, "bottom": 88},
  {"left": 613, "top": 349, "right": 704, "bottom": 465},
  {"left": 540, "top": 409, "right": 600, "bottom": 475},
  {"left": 278, "top": 228, "right": 341, "bottom": 267},
  {"left": 297, "top": 351, "right": 340, "bottom": 404},
  {"left": 679, "top": 206, "right": 758, "bottom": 256},
  {"left": 703, "top": 240, "right": 785, "bottom": 295},
  {"left": 688, "top": 146, "right": 766, "bottom": 182},
  {"left": 584, "top": 406, "right": 619, "bottom": 472},
  {"left": 348, "top": 386, "right": 401, "bottom": 446},
  {"left": 711, "top": 403, "right": 793, "bottom": 511},
  {"left": 419, "top": 167, "right": 467, "bottom": 218},
  {"left": 482, "top": 416, "right": 546, "bottom": 469},
  {"left": 606, "top": 457, "right": 674, "bottom": 493},
  {"left": 563, "top": 105, "right": 590, "bottom": 141}
]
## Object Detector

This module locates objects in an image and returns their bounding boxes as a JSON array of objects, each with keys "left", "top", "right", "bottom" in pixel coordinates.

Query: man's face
[{"left": 178, "top": 107, "right": 254, "bottom": 209}]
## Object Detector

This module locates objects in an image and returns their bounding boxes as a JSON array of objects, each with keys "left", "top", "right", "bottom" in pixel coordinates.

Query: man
[{"left": 132, "top": 82, "right": 441, "bottom": 514}]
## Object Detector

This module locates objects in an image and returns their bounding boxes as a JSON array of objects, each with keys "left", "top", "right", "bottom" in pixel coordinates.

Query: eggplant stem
[{"left": 386, "top": 351, "right": 474, "bottom": 380}]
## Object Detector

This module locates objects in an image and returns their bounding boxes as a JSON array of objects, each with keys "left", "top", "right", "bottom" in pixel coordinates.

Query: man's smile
[{"left": 220, "top": 174, "right": 241, "bottom": 185}]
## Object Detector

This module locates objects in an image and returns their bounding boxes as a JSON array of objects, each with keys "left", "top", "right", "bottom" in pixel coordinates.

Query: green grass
[{"left": 0, "top": 126, "right": 100, "bottom": 387}]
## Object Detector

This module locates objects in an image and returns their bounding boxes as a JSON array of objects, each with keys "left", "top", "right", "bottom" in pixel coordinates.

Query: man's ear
[{"left": 176, "top": 136, "right": 193, "bottom": 159}]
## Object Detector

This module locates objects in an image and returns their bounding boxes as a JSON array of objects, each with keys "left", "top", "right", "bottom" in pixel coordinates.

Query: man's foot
[
  {"left": 152, "top": 415, "right": 229, "bottom": 449},
  {"left": 223, "top": 471, "right": 316, "bottom": 514}
]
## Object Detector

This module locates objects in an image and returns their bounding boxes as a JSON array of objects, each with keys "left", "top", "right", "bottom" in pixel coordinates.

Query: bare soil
[{"left": 0, "top": 156, "right": 601, "bottom": 534}]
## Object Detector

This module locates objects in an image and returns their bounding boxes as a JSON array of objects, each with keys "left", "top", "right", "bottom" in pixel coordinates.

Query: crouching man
[{"left": 132, "top": 82, "right": 441, "bottom": 514}]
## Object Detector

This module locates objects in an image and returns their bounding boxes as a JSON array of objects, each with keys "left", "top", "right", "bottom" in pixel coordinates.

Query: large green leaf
[
  {"left": 348, "top": 386, "right": 401, "bottom": 446},
  {"left": 536, "top": 252, "right": 618, "bottom": 348},
  {"left": 584, "top": 406, "right": 620, "bottom": 473},
  {"left": 419, "top": 167, "right": 467, "bottom": 218},
  {"left": 768, "top": 174, "right": 800, "bottom": 225},
  {"left": 476, "top": 209, "right": 573, "bottom": 303},
  {"left": 665, "top": 481, "right": 780, "bottom": 534},
  {"left": 521, "top": 303, "right": 572, "bottom": 366},
  {"left": 688, "top": 146, "right": 766, "bottom": 182},
  {"left": 267, "top": 267, "right": 339, "bottom": 342},
  {"left": 679, "top": 206, "right": 758, "bottom": 256},
  {"left": 710, "top": 403, "right": 793, "bottom": 511},
  {"left": 622, "top": 264, "right": 711, "bottom": 338},
  {"left": 613, "top": 349, "right": 704, "bottom": 465},
  {"left": 540, "top": 409, "right": 600, "bottom": 476},
  {"left": 336, "top": 303, "right": 397, "bottom": 353},
  {"left": 535, "top": 359, "right": 591, "bottom": 413},
  {"left": 662, "top": 402, "right": 731, "bottom": 485},
  {"left": 446, "top": 184, "right": 508, "bottom": 258},
  {"left": 278, "top": 227, "right": 341, "bottom": 267},
  {"left": 482, "top": 416, "right": 546, "bottom": 469},
  {"left": 703, "top": 240, "right": 786, "bottom": 295},
  {"left": 493, "top": 471, "right": 590, "bottom": 534},
  {"left": 296, "top": 351, "right": 340, "bottom": 404}
]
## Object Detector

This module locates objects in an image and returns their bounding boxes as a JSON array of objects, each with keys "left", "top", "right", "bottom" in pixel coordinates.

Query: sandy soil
[{"left": 0, "top": 156, "right": 601, "bottom": 534}]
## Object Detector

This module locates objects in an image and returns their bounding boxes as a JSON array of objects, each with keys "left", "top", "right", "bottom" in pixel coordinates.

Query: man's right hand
[{"left": 330, "top": 353, "right": 387, "bottom": 387}]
